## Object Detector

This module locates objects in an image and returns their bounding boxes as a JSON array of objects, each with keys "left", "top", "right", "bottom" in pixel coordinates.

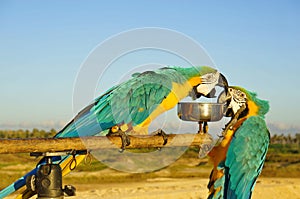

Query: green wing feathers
[
  {"left": 105, "top": 70, "right": 173, "bottom": 126},
  {"left": 55, "top": 66, "right": 212, "bottom": 137},
  {"left": 225, "top": 116, "right": 270, "bottom": 199}
]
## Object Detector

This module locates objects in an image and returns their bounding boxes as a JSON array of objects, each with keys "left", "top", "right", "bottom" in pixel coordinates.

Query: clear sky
[{"left": 0, "top": 1, "right": 299, "bottom": 135}]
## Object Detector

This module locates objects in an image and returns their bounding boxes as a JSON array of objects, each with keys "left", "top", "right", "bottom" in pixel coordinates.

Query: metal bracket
[
  {"left": 30, "top": 150, "right": 88, "bottom": 158},
  {"left": 27, "top": 150, "right": 87, "bottom": 199}
]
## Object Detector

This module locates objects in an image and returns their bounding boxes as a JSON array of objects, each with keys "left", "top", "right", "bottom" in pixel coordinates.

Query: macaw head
[
  {"left": 220, "top": 86, "right": 269, "bottom": 118},
  {"left": 190, "top": 71, "right": 228, "bottom": 100},
  {"left": 172, "top": 66, "right": 228, "bottom": 100}
]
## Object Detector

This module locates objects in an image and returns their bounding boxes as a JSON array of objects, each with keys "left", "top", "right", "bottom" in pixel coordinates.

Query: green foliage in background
[{"left": 0, "top": 128, "right": 57, "bottom": 139}]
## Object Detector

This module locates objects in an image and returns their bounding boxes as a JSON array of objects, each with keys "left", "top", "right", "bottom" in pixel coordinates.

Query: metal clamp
[{"left": 27, "top": 150, "right": 87, "bottom": 199}]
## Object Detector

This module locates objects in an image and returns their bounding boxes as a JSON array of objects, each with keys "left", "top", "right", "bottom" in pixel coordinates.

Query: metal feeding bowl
[{"left": 177, "top": 102, "right": 226, "bottom": 122}]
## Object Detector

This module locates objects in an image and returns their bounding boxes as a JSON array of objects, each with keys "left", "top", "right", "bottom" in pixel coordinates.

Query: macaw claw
[
  {"left": 152, "top": 129, "right": 168, "bottom": 145},
  {"left": 107, "top": 130, "right": 130, "bottom": 152}
]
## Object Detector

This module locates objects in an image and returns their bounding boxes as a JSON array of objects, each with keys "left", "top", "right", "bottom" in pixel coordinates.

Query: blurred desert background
[{"left": 1, "top": 129, "right": 299, "bottom": 199}]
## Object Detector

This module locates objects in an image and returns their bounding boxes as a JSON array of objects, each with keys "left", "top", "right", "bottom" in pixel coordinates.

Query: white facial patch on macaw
[
  {"left": 197, "top": 72, "right": 220, "bottom": 95},
  {"left": 228, "top": 88, "right": 247, "bottom": 114}
]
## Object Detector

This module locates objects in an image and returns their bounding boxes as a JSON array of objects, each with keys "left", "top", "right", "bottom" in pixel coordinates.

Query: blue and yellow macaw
[
  {"left": 207, "top": 86, "right": 270, "bottom": 199},
  {"left": 0, "top": 66, "right": 228, "bottom": 198}
]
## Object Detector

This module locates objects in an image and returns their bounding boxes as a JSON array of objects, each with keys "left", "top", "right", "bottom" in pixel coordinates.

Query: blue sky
[{"left": 0, "top": 1, "right": 299, "bottom": 134}]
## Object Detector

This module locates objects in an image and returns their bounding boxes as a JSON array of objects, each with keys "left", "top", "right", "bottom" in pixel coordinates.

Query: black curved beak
[
  {"left": 202, "top": 73, "right": 228, "bottom": 98},
  {"left": 204, "top": 88, "right": 216, "bottom": 98},
  {"left": 190, "top": 85, "right": 217, "bottom": 99},
  {"left": 223, "top": 93, "right": 233, "bottom": 117},
  {"left": 189, "top": 73, "right": 229, "bottom": 100},
  {"left": 217, "top": 73, "right": 229, "bottom": 94},
  {"left": 190, "top": 86, "right": 202, "bottom": 100}
]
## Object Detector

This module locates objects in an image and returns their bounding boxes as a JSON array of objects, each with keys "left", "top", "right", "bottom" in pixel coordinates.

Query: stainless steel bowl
[{"left": 177, "top": 102, "right": 226, "bottom": 122}]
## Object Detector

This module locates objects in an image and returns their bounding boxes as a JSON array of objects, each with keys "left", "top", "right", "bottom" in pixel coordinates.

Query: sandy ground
[{"left": 5, "top": 177, "right": 300, "bottom": 199}]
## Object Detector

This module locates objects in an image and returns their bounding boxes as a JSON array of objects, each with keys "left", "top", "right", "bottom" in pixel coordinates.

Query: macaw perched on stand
[
  {"left": 0, "top": 66, "right": 228, "bottom": 199},
  {"left": 208, "top": 86, "right": 270, "bottom": 199}
]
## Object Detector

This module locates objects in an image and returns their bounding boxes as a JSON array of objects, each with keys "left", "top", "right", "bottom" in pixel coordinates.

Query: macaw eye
[
  {"left": 206, "top": 74, "right": 212, "bottom": 80},
  {"left": 229, "top": 88, "right": 233, "bottom": 92},
  {"left": 240, "top": 93, "right": 245, "bottom": 98}
]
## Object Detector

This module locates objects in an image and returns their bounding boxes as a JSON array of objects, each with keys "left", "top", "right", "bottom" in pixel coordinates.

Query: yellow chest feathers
[{"left": 138, "top": 81, "right": 192, "bottom": 128}]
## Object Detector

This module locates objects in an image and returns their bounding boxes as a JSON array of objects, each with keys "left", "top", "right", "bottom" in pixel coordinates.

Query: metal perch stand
[{"left": 27, "top": 150, "right": 87, "bottom": 199}]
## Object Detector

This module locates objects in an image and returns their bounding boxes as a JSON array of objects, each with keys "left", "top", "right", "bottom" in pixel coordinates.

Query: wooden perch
[{"left": 0, "top": 133, "right": 212, "bottom": 154}]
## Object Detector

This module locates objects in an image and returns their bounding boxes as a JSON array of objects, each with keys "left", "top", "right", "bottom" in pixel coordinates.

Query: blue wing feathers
[
  {"left": 210, "top": 116, "right": 269, "bottom": 199},
  {"left": 224, "top": 116, "right": 269, "bottom": 199}
]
